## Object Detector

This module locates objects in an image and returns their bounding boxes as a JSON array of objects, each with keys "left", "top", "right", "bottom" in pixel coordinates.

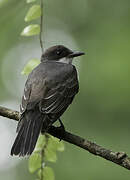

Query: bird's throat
[{"left": 58, "top": 57, "right": 73, "bottom": 64}]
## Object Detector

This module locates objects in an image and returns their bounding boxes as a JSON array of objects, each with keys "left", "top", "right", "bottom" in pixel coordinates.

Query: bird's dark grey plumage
[{"left": 11, "top": 45, "right": 84, "bottom": 156}]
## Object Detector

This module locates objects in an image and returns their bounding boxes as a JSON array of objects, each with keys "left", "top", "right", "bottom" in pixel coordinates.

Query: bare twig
[
  {"left": 0, "top": 105, "right": 130, "bottom": 170},
  {"left": 40, "top": 134, "right": 49, "bottom": 180},
  {"left": 39, "top": 0, "right": 44, "bottom": 53},
  {"left": 0, "top": 106, "right": 20, "bottom": 120}
]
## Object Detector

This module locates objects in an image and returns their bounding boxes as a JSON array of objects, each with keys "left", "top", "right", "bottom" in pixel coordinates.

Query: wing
[
  {"left": 20, "top": 80, "right": 31, "bottom": 115},
  {"left": 17, "top": 64, "right": 46, "bottom": 132},
  {"left": 40, "top": 66, "right": 79, "bottom": 118},
  {"left": 20, "top": 63, "right": 47, "bottom": 115},
  {"left": 17, "top": 79, "right": 31, "bottom": 132}
]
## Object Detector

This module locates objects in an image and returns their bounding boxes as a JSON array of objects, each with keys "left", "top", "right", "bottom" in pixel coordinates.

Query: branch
[
  {"left": 39, "top": 0, "right": 44, "bottom": 54},
  {"left": 0, "top": 106, "right": 130, "bottom": 170}
]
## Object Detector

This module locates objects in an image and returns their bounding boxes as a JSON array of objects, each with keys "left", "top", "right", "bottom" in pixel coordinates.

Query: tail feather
[
  {"left": 11, "top": 125, "right": 24, "bottom": 156},
  {"left": 28, "top": 116, "right": 43, "bottom": 154},
  {"left": 20, "top": 116, "right": 34, "bottom": 156},
  {"left": 11, "top": 109, "right": 44, "bottom": 156}
]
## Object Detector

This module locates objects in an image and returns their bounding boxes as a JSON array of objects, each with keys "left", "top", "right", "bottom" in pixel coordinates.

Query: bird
[{"left": 11, "top": 45, "right": 85, "bottom": 156}]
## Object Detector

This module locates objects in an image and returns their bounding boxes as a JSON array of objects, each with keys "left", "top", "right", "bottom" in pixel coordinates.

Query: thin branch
[
  {"left": 40, "top": 134, "right": 49, "bottom": 180},
  {"left": 0, "top": 106, "right": 130, "bottom": 170},
  {"left": 39, "top": 0, "right": 44, "bottom": 54},
  {"left": 0, "top": 106, "right": 20, "bottom": 120}
]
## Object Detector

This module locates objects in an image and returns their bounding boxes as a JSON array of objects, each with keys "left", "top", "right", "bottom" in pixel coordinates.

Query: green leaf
[
  {"left": 42, "top": 135, "right": 64, "bottom": 162},
  {"left": 25, "top": 5, "right": 41, "bottom": 22},
  {"left": 38, "top": 167, "right": 55, "bottom": 180},
  {"left": 35, "top": 135, "right": 46, "bottom": 152},
  {"left": 44, "top": 147, "right": 57, "bottom": 162},
  {"left": 48, "top": 135, "right": 65, "bottom": 152},
  {"left": 21, "top": 58, "right": 40, "bottom": 75},
  {"left": 56, "top": 141, "right": 65, "bottom": 152},
  {"left": 29, "top": 153, "right": 41, "bottom": 173},
  {"left": 21, "top": 24, "right": 40, "bottom": 36},
  {"left": 27, "top": 0, "right": 37, "bottom": 3}
]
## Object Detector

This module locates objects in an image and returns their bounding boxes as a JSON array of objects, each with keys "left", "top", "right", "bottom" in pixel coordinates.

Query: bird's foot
[
  {"left": 58, "top": 119, "right": 65, "bottom": 130},
  {"left": 57, "top": 119, "right": 65, "bottom": 141},
  {"left": 47, "top": 119, "right": 66, "bottom": 141}
]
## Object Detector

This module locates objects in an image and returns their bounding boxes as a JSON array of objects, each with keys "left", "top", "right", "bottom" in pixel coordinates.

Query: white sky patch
[{"left": 0, "top": 101, "right": 19, "bottom": 171}]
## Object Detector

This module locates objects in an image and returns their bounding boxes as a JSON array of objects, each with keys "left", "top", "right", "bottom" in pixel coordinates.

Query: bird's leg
[
  {"left": 56, "top": 118, "right": 65, "bottom": 141},
  {"left": 46, "top": 119, "right": 66, "bottom": 141},
  {"left": 58, "top": 118, "right": 65, "bottom": 130}
]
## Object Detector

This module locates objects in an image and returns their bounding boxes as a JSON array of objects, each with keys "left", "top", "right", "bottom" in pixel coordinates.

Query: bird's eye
[{"left": 56, "top": 50, "right": 61, "bottom": 55}]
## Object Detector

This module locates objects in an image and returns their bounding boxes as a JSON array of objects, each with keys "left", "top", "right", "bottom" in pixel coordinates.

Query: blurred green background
[{"left": 0, "top": 0, "right": 130, "bottom": 179}]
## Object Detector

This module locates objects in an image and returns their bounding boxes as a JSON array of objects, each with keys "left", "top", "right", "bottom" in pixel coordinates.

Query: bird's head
[{"left": 41, "top": 45, "right": 85, "bottom": 64}]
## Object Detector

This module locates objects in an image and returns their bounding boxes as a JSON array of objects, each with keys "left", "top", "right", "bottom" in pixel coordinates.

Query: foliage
[
  {"left": 21, "top": 58, "right": 40, "bottom": 75},
  {"left": 24, "top": 5, "right": 41, "bottom": 22},
  {"left": 27, "top": 0, "right": 38, "bottom": 3},
  {"left": 21, "top": 1, "right": 65, "bottom": 180},
  {"left": 28, "top": 134, "right": 64, "bottom": 180},
  {"left": 21, "top": 24, "right": 40, "bottom": 36},
  {"left": 21, "top": 0, "right": 41, "bottom": 37}
]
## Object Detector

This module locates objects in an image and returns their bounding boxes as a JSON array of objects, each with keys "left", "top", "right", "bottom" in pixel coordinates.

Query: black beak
[{"left": 68, "top": 51, "right": 85, "bottom": 58}]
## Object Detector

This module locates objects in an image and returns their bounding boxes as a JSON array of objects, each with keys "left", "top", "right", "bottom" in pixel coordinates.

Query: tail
[{"left": 11, "top": 108, "right": 44, "bottom": 156}]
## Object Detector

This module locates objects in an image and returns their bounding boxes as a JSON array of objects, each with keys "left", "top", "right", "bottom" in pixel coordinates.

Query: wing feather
[{"left": 41, "top": 66, "right": 79, "bottom": 115}]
